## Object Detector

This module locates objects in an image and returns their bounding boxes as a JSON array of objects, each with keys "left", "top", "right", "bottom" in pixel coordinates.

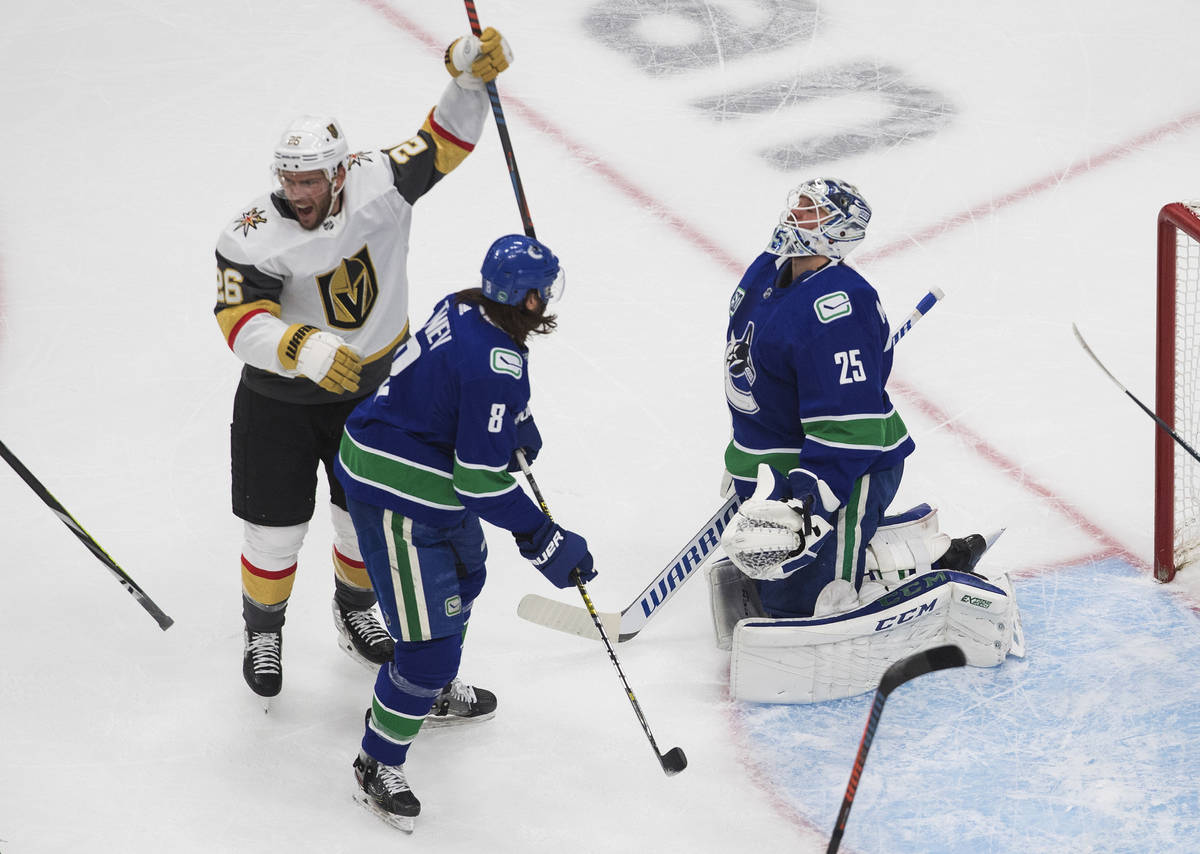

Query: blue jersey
[
  {"left": 335, "top": 293, "right": 546, "bottom": 535},
  {"left": 723, "top": 252, "right": 915, "bottom": 505}
]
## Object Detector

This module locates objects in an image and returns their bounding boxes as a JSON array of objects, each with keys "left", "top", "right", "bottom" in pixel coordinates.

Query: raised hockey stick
[
  {"left": 827, "top": 644, "right": 966, "bottom": 854},
  {"left": 515, "top": 451, "right": 688, "bottom": 776},
  {"left": 0, "top": 439, "right": 174, "bottom": 630},
  {"left": 462, "top": 0, "right": 536, "bottom": 239},
  {"left": 1072, "top": 323, "right": 1200, "bottom": 465},
  {"left": 517, "top": 289, "right": 944, "bottom": 643}
]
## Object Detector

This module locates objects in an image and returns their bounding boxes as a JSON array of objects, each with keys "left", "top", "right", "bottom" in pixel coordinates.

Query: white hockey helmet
[
  {"left": 766, "top": 178, "right": 871, "bottom": 261},
  {"left": 272, "top": 115, "right": 349, "bottom": 184}
]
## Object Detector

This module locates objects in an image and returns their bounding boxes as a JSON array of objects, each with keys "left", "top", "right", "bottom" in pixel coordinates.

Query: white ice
[{"left": 2, "top": 1, "right": 1200, "bottom": 852}]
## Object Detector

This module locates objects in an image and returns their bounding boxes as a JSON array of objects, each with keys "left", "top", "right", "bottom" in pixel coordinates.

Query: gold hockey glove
[
  {"left": 444, "top": 27, "right": 513, "bottom": 89},
  {"left": 278, "top": 324, "right": 362, "bottom": 394}
]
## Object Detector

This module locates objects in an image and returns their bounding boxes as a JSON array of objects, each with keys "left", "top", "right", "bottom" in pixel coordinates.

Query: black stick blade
[
  {"left": 659, "top": 747, "right": 688, "bottom": 776},
  {"left": 879, "top": 644, "right": 967, "bottom": 697}
]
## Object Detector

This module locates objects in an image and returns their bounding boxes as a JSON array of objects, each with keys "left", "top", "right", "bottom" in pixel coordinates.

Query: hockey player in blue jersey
[
  {"left": 334, "top": 234, "right": 594, "bottom": 831},
  {"left": 719, "top": 179, "right": 984, "bottom": 620}
]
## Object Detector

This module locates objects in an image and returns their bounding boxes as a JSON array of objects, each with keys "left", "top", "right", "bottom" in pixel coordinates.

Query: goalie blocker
[{"left": 710, "top": 503, "right": 1025, "bottom": 703}]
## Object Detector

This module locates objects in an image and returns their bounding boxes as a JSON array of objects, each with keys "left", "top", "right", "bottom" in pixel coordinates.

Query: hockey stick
[
  {"left": 1072, "top": 323, "right": 1200, "bottom": 465},
  {"left": 462, "top": 0, "right": 536, "bottom": 239},
  {"left": 827, "top": 644, "right": 966, "bottom": 854},
  {"left": 515, "top": 451, "right": 688, "bottom": 776},
  {"left": 517, "top": 289, "right": 944, "bottom": 643},
  {"left": 0, "top": 439, "right": 174, "bottom": 630},
  {"left": 517, "top": 493, "right": 742, "bottom": 642},
  {"left": 885, "top": 287, "right": 943, "bottom": 351}
]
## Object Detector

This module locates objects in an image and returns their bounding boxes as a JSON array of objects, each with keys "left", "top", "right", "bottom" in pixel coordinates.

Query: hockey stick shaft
[
  {"left": 886, "top": 287, "right": 944, "bottom": 350},
  {"left": 515, "top": 451, "right": 687, "bottom": 776},
  {"left": 516, "top": 493, "right": 741, "bottom": 642},
  {"left": 462, "top": 0, "right": 536, "bottom": 239},
  {"left": 827, "top": 645, "right": 966, "bottom": 854},
  {"left": 0, "top": 439, "right": 174, "bottom": 630},
  {"left": 1072, "top": 323, "right": 1200, "bottom": 465}
]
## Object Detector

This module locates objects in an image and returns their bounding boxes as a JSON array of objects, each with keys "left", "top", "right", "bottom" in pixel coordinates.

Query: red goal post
[{"left": 1155, "top": 202, "right": 1200, "bottom": 581}]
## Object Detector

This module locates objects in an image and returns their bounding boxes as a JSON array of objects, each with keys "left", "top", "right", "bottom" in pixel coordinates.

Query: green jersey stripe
[
  {"left": 801, "top": 409, "right": 909, "bottom": 451},
  {"left": 339, "top": 434, "right": 461, "bottom": 511}
]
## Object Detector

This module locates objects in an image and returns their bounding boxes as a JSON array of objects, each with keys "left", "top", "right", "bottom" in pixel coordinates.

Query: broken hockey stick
[
  {"left": 517, "top": 289, "right": 944, "bottom": 644},
  {"left": 827, "top": 644, "right": 966, "bottom": 854},
  {"left": 1072, "top": 323, "right": 1200, "bottom": 465},
  {"left": 515, "top": 451, "right": 688, "bottom": 777},
  {"left": 0, "top": 439, "right": 174, "bottom": 630},
  {"left": 462, "top": 0, "right": 536, "bottom": 239}
]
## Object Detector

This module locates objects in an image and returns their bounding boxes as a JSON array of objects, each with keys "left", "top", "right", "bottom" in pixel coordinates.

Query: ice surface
[{"left": 2, "top": 1, "right": 1199, "bottom": 852}]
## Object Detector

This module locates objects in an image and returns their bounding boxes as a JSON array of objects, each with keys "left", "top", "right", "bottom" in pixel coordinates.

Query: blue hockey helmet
[
  {"left": 766, "top": 178, "right": 871, "bottom": 261},
  {"left": 480, "top": 235, "right": 564, "bottom": 306}
]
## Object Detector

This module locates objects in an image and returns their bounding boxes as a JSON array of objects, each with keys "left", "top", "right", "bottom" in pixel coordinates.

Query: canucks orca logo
[{"left": 725, "top": 322, "right": 759, "bottom": 414}]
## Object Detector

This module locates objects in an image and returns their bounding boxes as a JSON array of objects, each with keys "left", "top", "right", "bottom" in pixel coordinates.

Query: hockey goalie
[{"left": 711, "top": 178, "right": 1023, "bottom": 704}]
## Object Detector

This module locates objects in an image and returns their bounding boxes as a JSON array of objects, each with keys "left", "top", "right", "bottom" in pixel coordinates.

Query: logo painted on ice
[
  {"left": 491, "top": 347, "right": 523, "bottom": 379},
  {"left": 814, "top": 290, "right": 852, "bottom": 324},
  {"left": 724, "top": 322, "right": 759, "bottom": 414}
]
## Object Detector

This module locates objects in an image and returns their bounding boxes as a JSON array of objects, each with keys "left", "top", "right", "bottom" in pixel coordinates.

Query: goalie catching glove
[
  {"left": 278, "top": 324, "right": 362, "bottom": 394},
  {"left": 515, "top": 517, "right": 596, "bottom": 589},
  {"left": 721, "top": 464, "right": 837, "bottom": 580},
  {"left": 444, "top": 27, "right": 513, "bottom": 90}
]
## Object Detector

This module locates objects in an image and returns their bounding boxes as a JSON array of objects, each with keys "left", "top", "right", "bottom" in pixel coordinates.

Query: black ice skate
[
  {"left": 425, "top": 677, "right": 497, "bottom": 727},
  {"left": 332, "top": 599, "right": 394, "bottom": 670},
  {"left": 242, "top": 628, "right": 282, "bottom": 706},
  {"left": 938, "top": 529, "right": 1004, "bottom": 576},
  {"left": 352, "top": 751, "right": 420, "bottom": 833}
]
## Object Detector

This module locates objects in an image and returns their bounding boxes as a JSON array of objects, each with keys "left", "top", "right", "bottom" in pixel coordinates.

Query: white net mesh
[{"left": 1172, "top": 202, "right": 1200, "bottom": 572}]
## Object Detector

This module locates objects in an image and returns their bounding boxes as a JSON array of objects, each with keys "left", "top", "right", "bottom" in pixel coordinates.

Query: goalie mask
[
  {"left": 480, "top": 234, "right": 565, "bottom": 306},
  {"left": 766, "top": 178, "right": 871, "bottom": 261}
]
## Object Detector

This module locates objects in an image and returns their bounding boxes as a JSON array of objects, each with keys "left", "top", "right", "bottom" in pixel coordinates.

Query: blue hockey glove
[
  {"left": 515, "top": 517, "right": 596, "bottom": 588},
  {"left": 507, "top": 408, "right": 543, "bottom": 472}
]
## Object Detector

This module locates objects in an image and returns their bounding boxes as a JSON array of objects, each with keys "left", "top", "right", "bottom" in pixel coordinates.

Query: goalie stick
[
  {"left": 827, "top": 644, "right": 967, "bottom": 854},
  {"left": 515, "top": 451, "right": 688, "bottom": 777},
  {"left": 516, "top": 288, "right": 945, "bottom": 643},
  {"left": 0, "top": 439, "right": 174, "bottom": 630},
  {"left": 1072, "top": 323, "right": 1200, "bottom": 465}
]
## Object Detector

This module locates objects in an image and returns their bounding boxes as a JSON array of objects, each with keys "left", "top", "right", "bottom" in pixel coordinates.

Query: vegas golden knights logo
[{"left": 317, "top": 245, "right": 378, "bottom": 329}]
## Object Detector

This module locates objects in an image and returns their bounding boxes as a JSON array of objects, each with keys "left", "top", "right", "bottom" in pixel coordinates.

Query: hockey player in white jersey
[
  {"left": 710, "top": 179, "right": 1024, "bottom": 702},
  {"left": 214, "top": 27, "right": 514, "bottom": 701}
]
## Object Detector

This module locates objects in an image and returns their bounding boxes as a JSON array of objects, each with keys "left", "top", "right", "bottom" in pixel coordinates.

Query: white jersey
[{"left": 214, "top": 80, "right": 487, "bottom": 404}]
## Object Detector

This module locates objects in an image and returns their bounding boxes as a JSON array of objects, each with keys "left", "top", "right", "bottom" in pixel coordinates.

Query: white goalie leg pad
[
  {"left": 708, "top": 558, "right": 766, "bottom": 651},
  {"left": 730, "top": 569, "right": 1023, "bottom": 704}
]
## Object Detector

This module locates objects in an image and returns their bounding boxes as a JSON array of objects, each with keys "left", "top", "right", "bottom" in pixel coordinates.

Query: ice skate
[
  {"left": 352, "top": 751, "right": 420, "bottom": 833},
  {"left": 332, "top": 599, "right": 394, "bottom": 670},
  {"left": 424, "top": 677, "right": 497, "bottom": 727},
  {"left": 242, "top": 628, "right": 282, "bottom": 712}
]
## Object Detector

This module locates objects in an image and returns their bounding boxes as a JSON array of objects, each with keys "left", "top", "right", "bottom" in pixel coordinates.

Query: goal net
[{"left": 1155, "top": 202, "right": 1200, "bottom": 581}]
